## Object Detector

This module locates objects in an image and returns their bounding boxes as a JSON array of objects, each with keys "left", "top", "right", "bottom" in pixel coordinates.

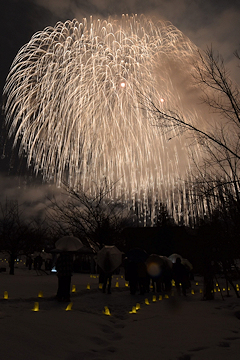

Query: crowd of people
[
  {"left": 24, "top": 250, "right": 191, "bottom": 303},
  {"left": 54, "top": 250, "right": 191, "bottom": 302},
  {"left": 124, "top": 255, "right": 190, "bottom": 297},
  {"left": 25, "top": 254, "right": 52, "bottom": 271}
]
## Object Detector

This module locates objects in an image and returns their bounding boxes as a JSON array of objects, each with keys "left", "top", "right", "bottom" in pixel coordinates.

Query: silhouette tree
[{"left": 47, "top": 179, "right": 134, "bottom": 249}]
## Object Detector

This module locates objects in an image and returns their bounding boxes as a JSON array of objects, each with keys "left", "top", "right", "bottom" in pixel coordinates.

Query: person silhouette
[
  {"left": 102, "top": 252, "right": 113, "bottom": 294},
  {"left": 55, "top": 252, "right": 74, "bottom": 302},
  {"left": 172, "top": 257, "right": 188, "bottom": 296}
]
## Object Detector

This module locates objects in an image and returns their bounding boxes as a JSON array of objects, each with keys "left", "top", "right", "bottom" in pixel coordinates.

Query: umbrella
[
  {"left": 76, "top": 245, "right": 95, "bottom": 255},
  {"left": 126, "top": 248, "right": 148, "bottom": 263},
  {"left": 182, "top": 258, "right": 193, "bottom": 270},
  {"left": 159, "top": 255, "right": 173, "bottom": 269},
  {"left": 168, "top": 253, "right": 183, "bottom": 264},
  {"left": 40, "top": 251, "right": 52, "bottom": 260},
  {"left": 55, "top": 236, "right": 83, "bottom": 252},
  {"left": 96, "top": 245, "right": 122, "bottom": 273},
  {"left": 145, "top": 254, "right": 164, "bottom": 277}
]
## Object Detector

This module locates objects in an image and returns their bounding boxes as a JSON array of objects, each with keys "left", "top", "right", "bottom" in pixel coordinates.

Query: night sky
[
  {"left": 1, "top": 0, "right": 239, "bottom": 91},
  {"left": 0, "top": 0, "right": 239, "bottom": 208}
]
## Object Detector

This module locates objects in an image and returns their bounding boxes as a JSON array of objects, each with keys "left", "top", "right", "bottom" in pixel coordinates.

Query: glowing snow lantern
[
  {"left": 65, "top": 302, "right": 73, "bottom": 311},
  {"left": 164, "top": 294, "right": 169, "bottom": 299},
  {"left": 159, "top": 295, "right": 163, "bottom": 301},
  {"left": 4, "top": 291, "right": 8, "bottom": 299},
  {"left": 129, "top": 306, "right": 137, "bottom": 314},
  {"left": 103, "top": 306, "right": 111, "bottom": 315},
  {"left": 38, "top": 291, "right": 43, "bottom": 298},
  {"left": 32, "top": 302, "right": 39, "bottom": 311},
  {"left": 191, "top": 289, "right": 195, "bottom": 295},
  {"left": 136, "top": 303, "right": 141, "bottom": 310},
  {"left": 99, "top": 283, "right": 103, "bottom": 289},
  {"left": 72, "top": 285, "right": 76, "bottom": 293},
  {"left": 86, "top": 283, "right": 91, "bottom": 289},
  {"left": 115, "top": 281, "right": 119, "bottom": 287},
  {"left": 145, "top": 298, "right": 150, "bottom": 305},
  {"left": 152, "top": 295, "right": 157, "bottom": 302}
]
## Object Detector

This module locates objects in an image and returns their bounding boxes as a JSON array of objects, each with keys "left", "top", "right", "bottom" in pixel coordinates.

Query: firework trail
[{"left": 3, "top": 14, "right": 201, "bottom": 220}]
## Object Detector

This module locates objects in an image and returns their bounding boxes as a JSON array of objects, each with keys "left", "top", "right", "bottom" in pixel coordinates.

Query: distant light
[
  {"left": 120, "top": 81, "right": 126, "bottom": 88},
  {"left": 160, "top": 98, "right": 164, "bottom": 103}
]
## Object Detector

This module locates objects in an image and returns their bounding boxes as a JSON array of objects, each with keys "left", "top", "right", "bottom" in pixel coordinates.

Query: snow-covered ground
[{"left": 0, "top": 260, "right": 240, "bottom": 360}]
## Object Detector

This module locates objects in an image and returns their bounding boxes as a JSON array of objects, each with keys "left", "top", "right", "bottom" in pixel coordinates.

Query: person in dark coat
[
  {"left": 35, "top": 255, "right": 43, "bottom": 270},
  {"left": 26, "top": 256, "right": 33, "bottom": 270},
  {"left": 125, "top": 260, "right": 138, "bottom": 295},
  {"left": 55, "top": 252, "right": 74, "bottom": 302},
  {"left": 172, "top": 257, "right": 188, "bottom": 296},
  {"left": 102, "top": 252, "right": 113, "bottom": 294},
  {"left": 137, "top": 261, "right": 149, "bottom": 295},
  {"left": 162, "top": 264, "right": 173, "bottom": 293}
]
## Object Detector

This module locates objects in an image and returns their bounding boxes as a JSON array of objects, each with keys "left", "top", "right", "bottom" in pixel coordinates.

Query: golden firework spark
[{"left": 3, "top": 14, "right": 201, "bottom": 220}]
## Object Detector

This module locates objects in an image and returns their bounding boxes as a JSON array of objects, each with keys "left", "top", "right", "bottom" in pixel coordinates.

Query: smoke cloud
[
  {"left": 32, "top": 0, "right": 240, "bottom": 83},
  {"left": 0, "top": 174, "right": 63, "bottom": 221}
]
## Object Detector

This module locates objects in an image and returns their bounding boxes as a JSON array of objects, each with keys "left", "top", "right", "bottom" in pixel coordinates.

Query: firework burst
[{"left": 3, "top": 14, "right": 200, "bottom": 211}]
